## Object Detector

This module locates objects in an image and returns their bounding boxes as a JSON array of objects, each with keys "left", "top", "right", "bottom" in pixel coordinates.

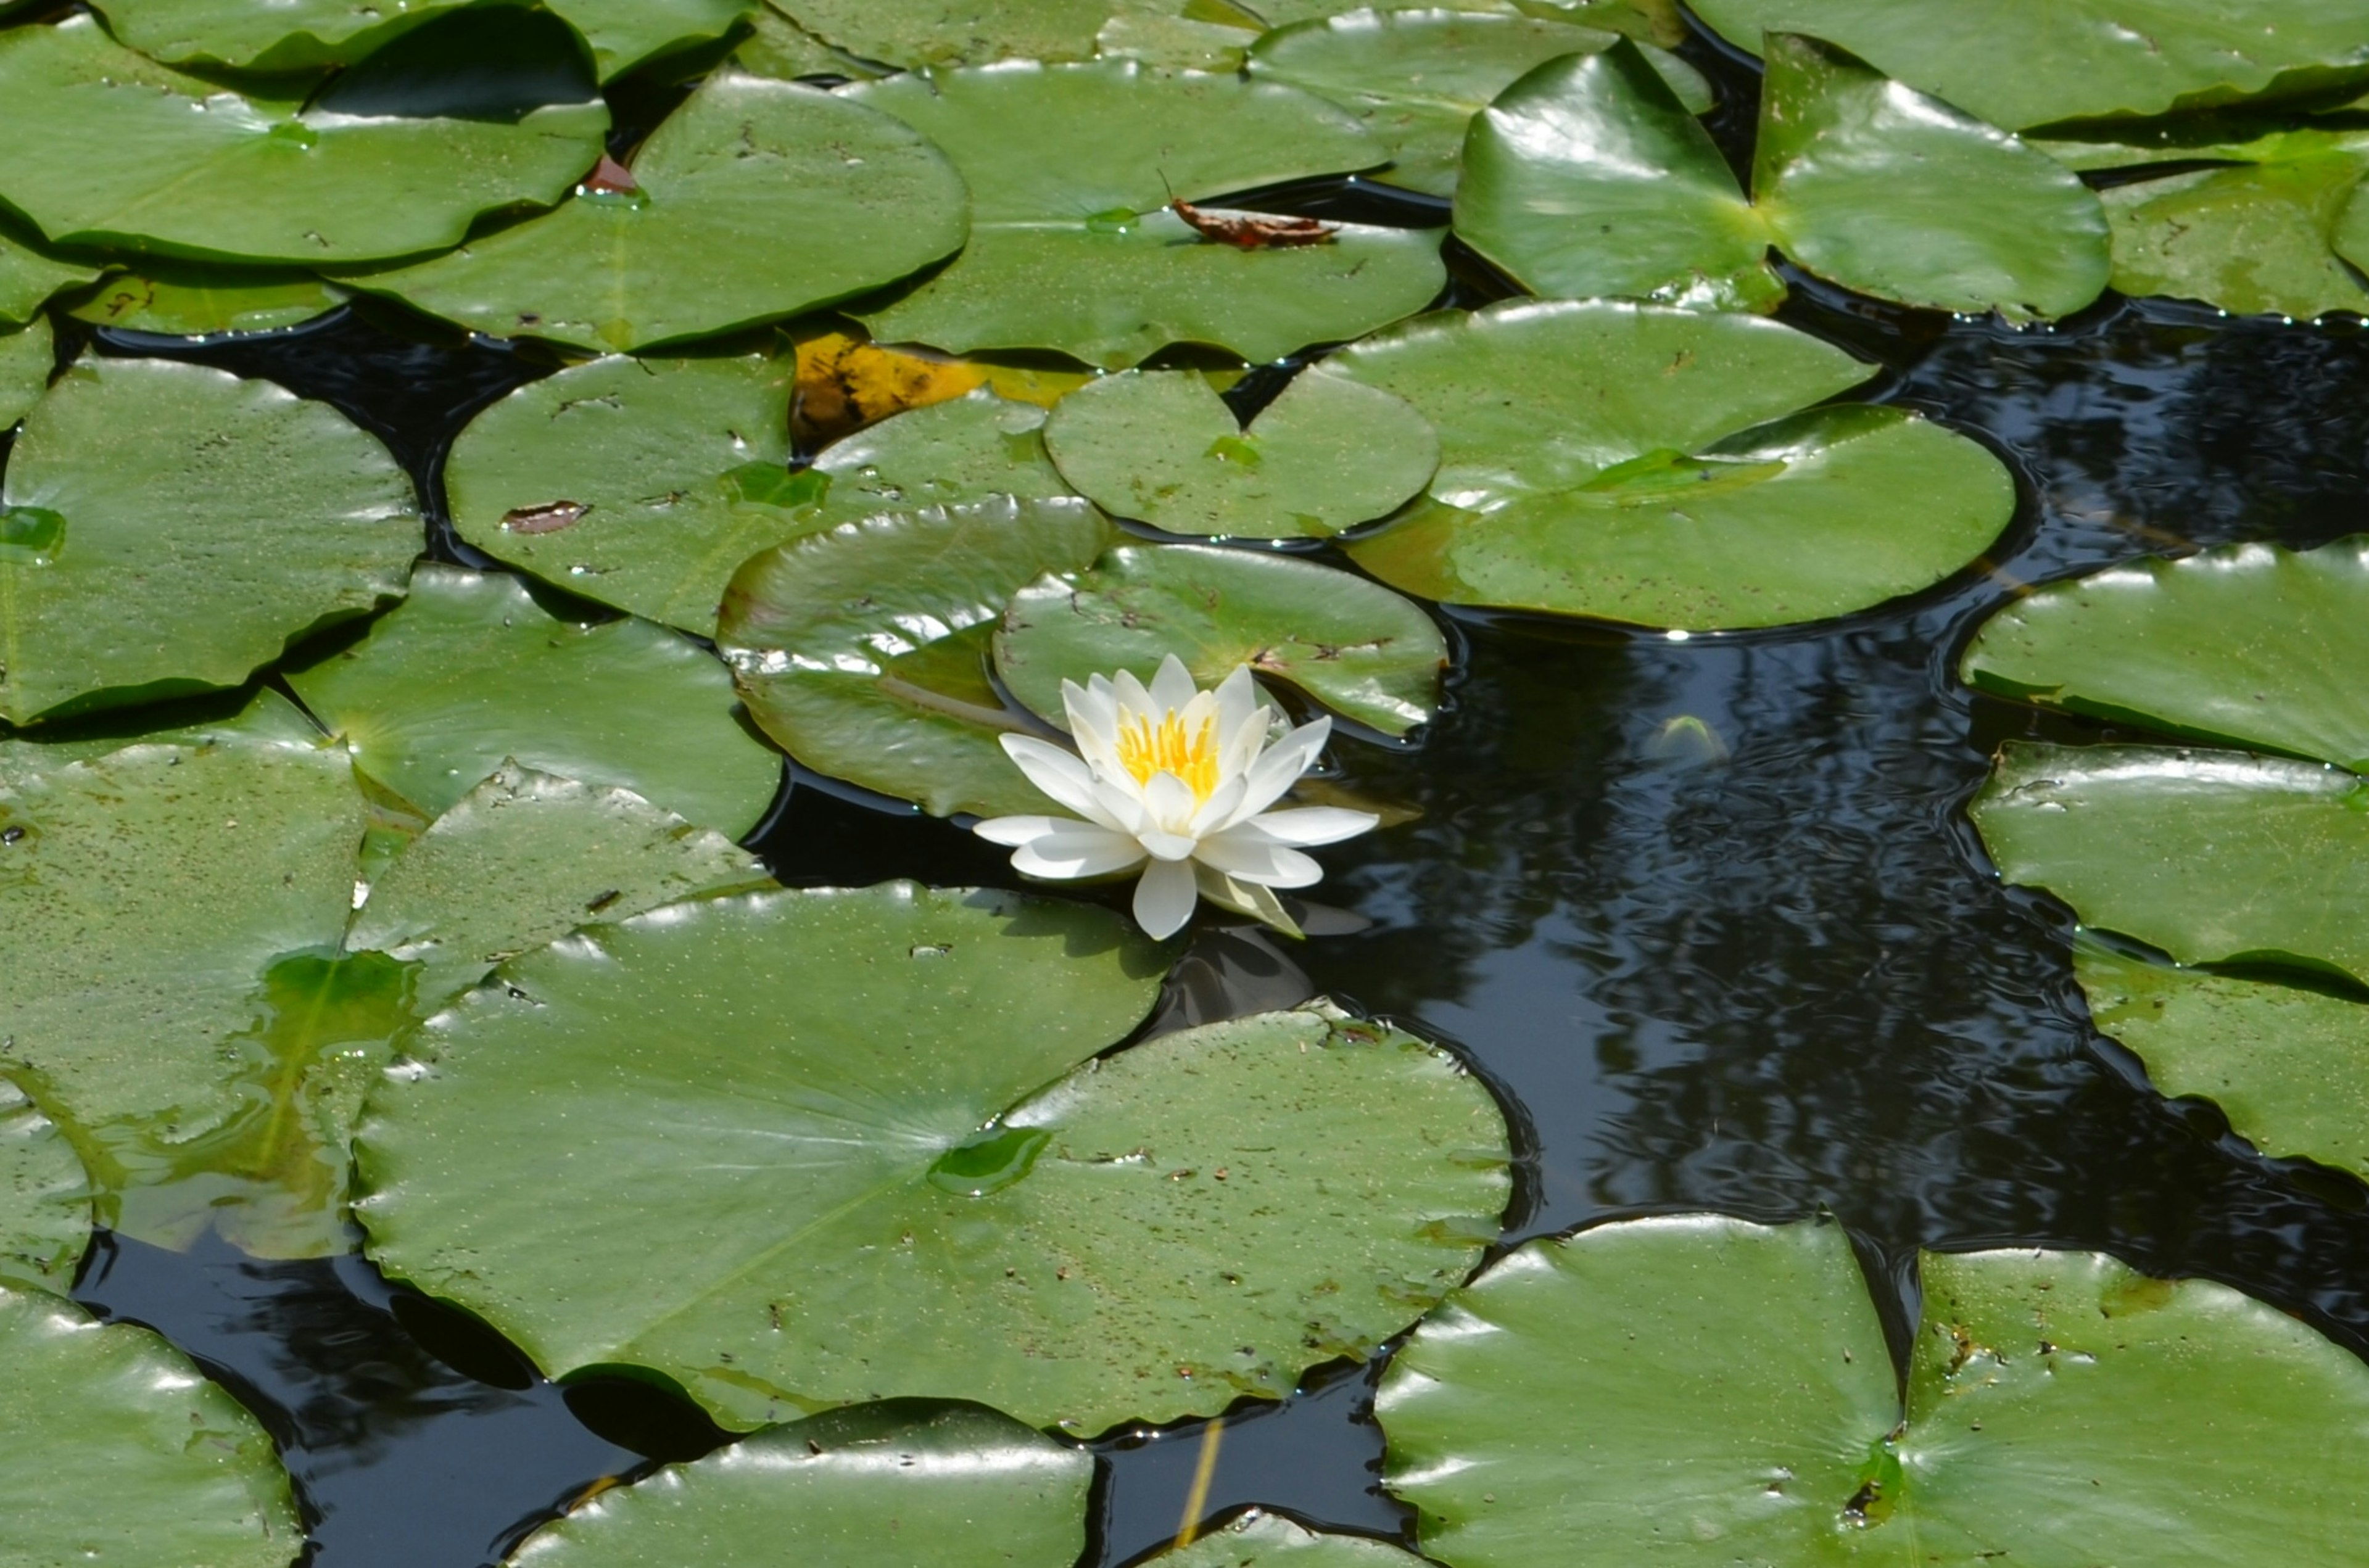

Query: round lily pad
[
  {"left": 0, "top": 315, "right": 50, "bottom": 430},
  {"left": 444, "top": 350, "right": 797, "bottom": 633},
  {"left": 86, "top": 0, "right": 476, "bottom": 70},
  {"left": 1041, "top": 370, "right": 1437, "bottom": 538},
  {"left": 286, "top": 564, "right": 782, "bottom": 833},
  {"left": 356, "top": 888, "right": 1508, "bottom": 1434},
  {"left": 508, "top": 1403, "right": 1091, "bottom": 1567},
  {"left": 0, "top": 355, "right": 418, "bottom": 726},
  {"left": 1453, "top": 38, "right": 2109, "bottom": 321},
  {"left": 65, "top": 263, "right": 347, "bottom": 339},
  {"left": 1246, "top": 9, "right": 1708, "bottom": 198},
  {"left": 1160, "top": 1514, "right": 1429, "bottom": 1566},
  {"left": 1970, "top": 742, "right": 2369, "bottom": 986},
  {"left": 996, "top": 543, "right": 1449, "bottom": 737},
  {"left": 349, "top": 71, "right": 966, "bottom": 352},
  {"left": 1318, "top": 302, "right": 2013, "bottom": 628},
  {"left": 1686, "top": 0, "right": 2369, "bottom": 131},
  {"left": 1380, "top": 1215, "right": 2369, "bottom": 1566},
  {"left": 2099, "top": 142, "right": 2369, "bottom": 320},
  {"left": 2078, "top": 946, "right": 2369, "bottom": 1184},
  {"left": 779, "top": 0, "right": 1111, "bottom": 66},
  {"left": 846, "top": 62, "right": 1447, "bottom": 369},
  {"left": 719, "top": 497, "right": 1117, "bottom": 819},
  {"left": 0, "top": 1083, "right": 88, "bottom": 1294},
  {"left": 0, "top": 10, "right": 610, "bottom": 265},
  {"left": 1961, "top": 537, "right": 2369, "bottom": 770},
  {"left": 0, "top": 1288, "right": 301, "bottom": 1567}
]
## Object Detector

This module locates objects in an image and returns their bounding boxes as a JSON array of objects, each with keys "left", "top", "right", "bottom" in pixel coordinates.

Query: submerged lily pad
[
  {"left": 1454, "top": 38, "right": 2108, "bottom": 320},
  {"left": 1320, "top": 301, "right": 2012, "bottom": 627},
  {"left": 1246, "top": 9, "right": 1708, "bottom": 197},
  {"left": 1686, "top": 0, "right": 2369, "bottom": 131},
  {"left": 350, "top": 71, "right": 965, "bottom": 352},
  {"left": 1961, "top": 537, "right": 2369, "bottom": 769},
  {"left": 1970, "top": 743, "right": 2369, "bottom": 986},
  {"left": 444, "top": 350, "right": 798, "bottom": 633},
  {"left": 848, "top": 62, "right": 1447, "bottom": 369},
  {"left": 510, "top": 1403, "right": 1091, "bottom": 1567},
  {"left": 287, "top": 564, "right": 780, "bottom": 833},
  {"left": 997, "top": 544, "right": 1448, "bottom": 736},
  {"left": 2097, "top": 139, "right": 2369, "bottom": 320},
  {"left": 66, "top": 263, "right": 347, "bottom": 339},
  {"left": 1159, "top": 1514, "right": 1430, "bottom": 1566},
  {"left": 1042, "top": 370, "right": 1436, "bottom": 538},
  {"left": 0, "top": 1083, "right": 88, "bottom": 1293},
  {"left": 0, "top": 1289, "right": 301, "bottom": 1567},
  {"left": 86, "top": 0, "right": 475, "bottom": 69},
  {"left": 0, "top": 315, "right": 49, "bottom": 430},
  {"left": 360, "top": 891, "right": 1507, "bottom": 1433},
  {"left": 0, "top": 10, "right": 610, "bottom": 265},
  {"left": 0, "top": 356, "right": 418, "bottom": 726},
  {"left": 1380, "top": 1214, "right": 2369, "bottom": 1566},
  {"left": 2078, "top": 946, "right": 2369, "bottom": 1183},
  {"left": 719, "top": 497, "right": 1115, "bottom": 818}
]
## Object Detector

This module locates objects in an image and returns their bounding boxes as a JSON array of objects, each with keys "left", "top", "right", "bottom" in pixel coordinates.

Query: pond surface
[{"left": 24, "top": 42, "right": 2369, "bottom": 1568}]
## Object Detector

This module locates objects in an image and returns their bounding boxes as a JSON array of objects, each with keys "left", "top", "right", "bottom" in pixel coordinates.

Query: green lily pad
[
  {"left": 719, "top": 497, "right": 1116, "bottom": 819},
  {"left": 0, "top": 315, "right": 49, "bottom": 430},
  {"left": 1096, "top": 6, "right": 1263, "bottom": 73},
  {"left": 1246, "top": 9, "right": 1710, "bottom": 199},
  {"left": 1041, "top": 370, "right": 1436, "bottom": 538},
  {"left": 86, "top": 0, "right": 476, "bottom": 70},
  {"left": 347, "top": 70, "right": 965, "bottom": 353},
  {"left": 776, "top": 0, "right": 1112, "bottom": 67},
  {"left": 0, "top": 225, "right": 100, "bottom": 329},
  {"left": 730, "top": 2, "right": 885, "bottom": 80},
  {"left": 287, "top": 564, "right": 781, "bottom": 833},
  {"left": 1961, "top": 537, "right": 2369, "bottom": 769},
  {"left": 846, "top": 63, "right": 1447, "bottom": 369},
  {"left": 1969, "top": 742, "right": 2369, "bottom": 985},
  {"left": 347, "top": 762, "right": 766, "bottom": 1012},
  {"left": 794, "top": 389, "right": 1079, "bottom": 529},
  {"left": 0, "top": 10, "right": 610, "bottom": 265},
  {"left": 444, "top": 350, "right": 797, "bottom": 633},
  {"left": 0, "top": 1289, "right": 301, "bottom": 1567},
  {"left": 1455, "top": 38, "right": 2109, "bottom": 320},
  {"left": 544, "top": 0, "right": 755, "bottom": 79},
  {"left": 1159, "top": 1514, "right": 1430, "bottom": 1566},
  {"left": 0, "top": 1083, "right": 88, "bottom": 1294},
  {"left": 1686, "top": 0, "right": 2369, "bottom": 131},
  {"left": 360, "top": 891, "right": 1506, "bottom": 1432},
  {"left": 508, "top": 1403, "right": 1091, "bottom": 1567},
  {"left": 2098, "top": 142, "right": 2369, "bottom": 319},
  {"left": 1380, "top": 1214, "right": 2369, "bottom": 1566},
  {"left": 66, "top": 263, "right": 347, "bottom": 339},
  {"left": 0, "top": 355, "right": 418, "bottom": 727},
  {"left": 2078, "top": 946, "right": 2369, "bottom": 1182},
  {"left": 996, "top": 544, "right": 1448, "bottom": 736},
  {"left": 1320, "top": 302, "right": 2012, "bottom": 627}
]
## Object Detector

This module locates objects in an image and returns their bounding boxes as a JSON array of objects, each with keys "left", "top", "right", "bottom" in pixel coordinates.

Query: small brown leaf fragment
[
  {"left": 579, "top": 153, "right": 640, "bottom": 196},
  {"left": 502, "top": 500, "right": 587, "bottom": 535},
  {"left": 1169, "top": 196, "right": 1339, "bottom": 250}
]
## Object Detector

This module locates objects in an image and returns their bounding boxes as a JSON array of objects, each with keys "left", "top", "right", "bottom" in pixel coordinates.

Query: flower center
[{"left": 1115, "top": 707, "right": 1220, "bottom": 803}]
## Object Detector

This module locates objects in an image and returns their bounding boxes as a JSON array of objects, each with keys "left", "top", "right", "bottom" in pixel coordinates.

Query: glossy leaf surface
[
  {"left": 2099, "top": 144, "right": 2369, "bottom": 320},
  {"left": 65, "top": 264, "right": 348, "bottom": 339},
  {"left": 351, "top": 72, "right": 965, "bottom": 352},
  {"left": 510, "top": 1403, "right": 1091, "bottom": 1567},
  {"left": 0, "top": 12, "right": 609, "bottom": 265},
  {"left": 0, "top": 1289, "right": 301, "bottom": 1567},
  {"left": 0, "top": 1083, "right": 88, "bottom": 1294},
  {"left": 0, "top": 357, "right": 416, "bottom": 725},
  {"left": 1159, "top": 1513, "right": 1431, "bottom": 1566},
  {"left": 1962, "top": 537, "right": 2369, "bottom": 769},
  {"left": 0, "top": 225, "right": 102, "bottom": 328},
  {"left": 1043, "top": 369, "right": 1436, "bottom": 538},
  {"left": 997, "top": 544, "right": 1448, "bottom": 736},
  {"left": 1322, "top": 303, "right": 2010, "bottom": 627},
  {"left": 779, "top": 0, "right": 1112, "bottom": 67},
  {"left": 544, "top": 0, "right": 755, "bottom": 80},
  {"left": 87, "top": 0, "right": 474, "bottom": 68},
  {"left": 289, "top": 565, "right": 780, "bottom": 833},
  {"left": 362, "top": 918, "right": 1505, "bottom": 1434},
  {"left": 1970, "top": 743, "right": 2369, "bottom": 985},
  {"left": 719, "top": 498, "right": 1115, "bottom": 819},
  {"left": 848, "top": 63, "right": 1445, "bottom": 368},
  {"left": 0, "top": 315, "right": 49, "bottom": 431}
]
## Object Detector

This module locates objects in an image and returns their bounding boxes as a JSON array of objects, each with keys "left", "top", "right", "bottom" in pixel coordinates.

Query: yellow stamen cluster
[{"left": 1115, "top": 708, "right": 1220, "bottom": 803}]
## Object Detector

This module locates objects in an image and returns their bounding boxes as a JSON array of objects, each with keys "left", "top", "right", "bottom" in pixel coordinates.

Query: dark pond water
[{"left": 19, "top": 26, "right": 2369, "bottom": 1568}]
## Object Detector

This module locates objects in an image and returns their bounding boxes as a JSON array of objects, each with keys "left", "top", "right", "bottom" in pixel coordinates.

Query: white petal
[
  {"left": 1213, "top": 664, "right": 1258, "bottom": 737},
  {"left": 1012, "top": 826, "right": 1147, "bottom": 880},
  {"left": 972, "top": 814, "right": 1071, "bottom": 847},
  {"left": 1065, "top": 680, "right": 1121, "bottom": 762},
  {"left": 1144, "top": 770, "right": 1199, "bottom": 830},
  {"left": 1091, "top": 775, "right": 1152, "bottom": 835},
  {"left": 1194, "top": 827, "right": 1323, "bottom": 888},
  {"left": 1112, "top": 667, "right": 1156, "bottom": 719},
  {"left": 1132, "top": 857, "right": 1200, "bottom": 939},
  {"left": 1242, "top": 805, "right": 1378, "bottom": 846},
  {"left": 1149, "top": 653, "right": 1197, "bottom": 713},
  {"left": 1139, "top": 830, "right": 1200, "bottom": 862},
  {"left": 1001, "top": 736, "right": 1127, "bottom": 831},
  {"left": 1187, "top": 772, "right": 1247, "bottom": 836},
  {"left": 1225, "top": 716, "right": 1331, "bottom": 824}
]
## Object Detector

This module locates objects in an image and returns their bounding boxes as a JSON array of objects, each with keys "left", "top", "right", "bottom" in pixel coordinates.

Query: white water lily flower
[{"left": 974, "top": 654, "right": 1378, "bottom": 939}]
